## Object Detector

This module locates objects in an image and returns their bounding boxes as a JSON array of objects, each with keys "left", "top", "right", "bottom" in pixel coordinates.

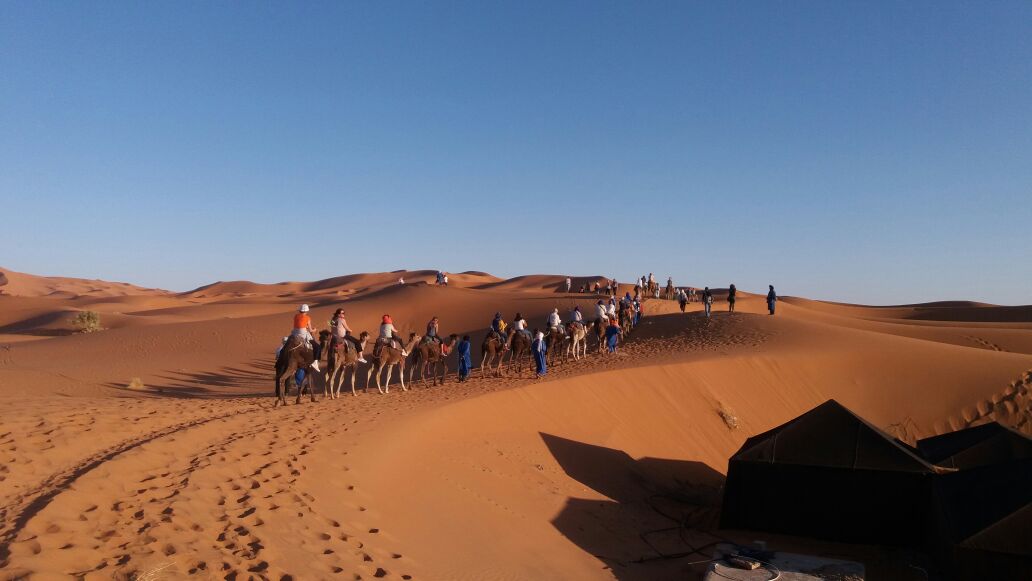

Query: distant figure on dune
[
  {"left": 767, "top": 285, "right": 777, "bottom": 315},
  {"left": 443, "top": 273, "right": 448, "bottom": 286},
  {"left": 398, "top": 277, "right": 405, "bottom": 285},
  {"left": 456, "top": 335, "right": 472, "bottom": 382},
  {"left": 728, "top": 284, "right": 737, "bottom": 313},
  {"left": 678, "top": 288, "right": 688, "bottom": 312},
  {"left": 564, "top": 277, "right": 571, "bottom": 292},
  {"left": 703, "top": 287, "right": 713, "bottom": 318},
  {"left": 593, "top": 282, "right": 600, "bottom": 294},
  {"left": 532, "top": 329, "right": 547, "bottom": 377}
]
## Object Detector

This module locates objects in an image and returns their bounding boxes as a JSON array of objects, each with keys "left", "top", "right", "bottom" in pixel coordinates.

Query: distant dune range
[{"left": 0, "top": 266, "right": 1030, "bottom": 579}]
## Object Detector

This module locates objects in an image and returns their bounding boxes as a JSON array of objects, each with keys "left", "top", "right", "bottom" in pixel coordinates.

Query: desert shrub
[
  {"left": 128, "top": 377, "right": 145, "bottom": 390},
  {"left": 717, "top": 403, "right": 739, "bottom": 430},
  {"left": 72, "top": 310, "right": 102, "bottom": 333}
]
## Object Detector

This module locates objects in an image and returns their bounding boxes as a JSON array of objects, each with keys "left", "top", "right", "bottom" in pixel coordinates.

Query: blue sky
[{"left": 2, "top": 1, "right": 1030, "bottom": 304}]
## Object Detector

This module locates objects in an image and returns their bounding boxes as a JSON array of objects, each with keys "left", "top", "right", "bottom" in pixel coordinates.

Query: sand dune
[{"left": 1, "top": 269, "right": 1030, "bottom": 579}]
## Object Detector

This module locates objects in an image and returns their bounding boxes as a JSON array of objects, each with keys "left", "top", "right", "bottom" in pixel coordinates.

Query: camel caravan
[{"left": 272, "top": 282, "right": 653, "bottom": 407}]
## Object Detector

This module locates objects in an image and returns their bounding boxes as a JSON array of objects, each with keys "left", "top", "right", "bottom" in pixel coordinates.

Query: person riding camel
[
  {"left": 512, "top": 312, "right": 531, "bottom": 339},
  {"left": 570, "top": 306, "right": 583, "bottom": 325},
  {"left": 377, "top": 314, "right": 408, "bottom": 357},
  {"left": 595, "top": 300, "right": 609, "bottom": 324},
  {"left": 490, "top": 312, "right": 507, "bottom": 340},
  {"left": 426, "top": 316, "right": 442, "bottom": 347},
  {"left": 330, "top": 308, "right": 367, "bottom": 364},
  {"left": 547, "top": 307, "right": 564, "bottom": 336},
  {"left": 292, "top": 304, "right": 320, "bottom": 371},
  {"left": 606, "top": 298, "right": 617, "bottom": 319}
]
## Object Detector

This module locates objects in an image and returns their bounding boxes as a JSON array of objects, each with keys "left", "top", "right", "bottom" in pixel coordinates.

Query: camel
[
  {"left": 480, "top": 332, "right": 507, "bottom": 377},
  {"left": 365, "top": 333, "right": 420, "bottom": 394},
  {"left": 326, "top": 331, "right": 370, "bottom": 398},
  {"left": 545, "top": 326, "right": 566, "bottom": 366},
  {"left": 274, "top": 331, "right": 324, "bottom": 407},
  {"left": 664, "top": 281, "right": 674, "bottom": 300},
  {"left": 504, "top": 330, "right": 532, "bottom": 377},
  {"left": 410, "top": 334, "right": 458, "bottom": 387},
  {"left": 619, "top": 304, "right": 634, "bottom": 335},
  {"left": 593, "top": 319, "right": 607, "bottom": 354},
  {"left": 566, "top": 321, "right": 588, "bottom": 361}
]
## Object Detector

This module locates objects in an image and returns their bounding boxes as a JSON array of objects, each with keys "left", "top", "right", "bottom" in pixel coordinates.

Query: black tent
[
  {"left": 720, "top": 399, "right": 941, "bottom": 547},
  {"left": 923, "top": 431, "right": 1032, "bottom": 578},
  {"left": 915, "top": 421, "right": 1032, "bottom": 469}
]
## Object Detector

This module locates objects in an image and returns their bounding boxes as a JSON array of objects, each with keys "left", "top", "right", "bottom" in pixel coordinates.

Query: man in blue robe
[
  {"left": 457, "top": 335, "right": 472, "bottom": 381},
  {"left": 532, "top": 330, "right": 547, "bottom": 377}
]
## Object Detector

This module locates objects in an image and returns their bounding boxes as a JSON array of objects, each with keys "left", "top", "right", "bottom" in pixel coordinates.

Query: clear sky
[{"left": 2, "top": 2, "right": 1030, "bottom": 304}]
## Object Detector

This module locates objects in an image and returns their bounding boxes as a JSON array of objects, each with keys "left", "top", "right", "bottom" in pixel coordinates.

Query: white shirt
[
  {"left": 607, "top": 304, "right": 617, "bottom": 316},
  {"left": 596, "top": 305, "right": 608, "bottom": 319},
  {"left": 571, "top": 309, "right": 583, "bottom": 322},
  {"left": 514, "top": 318, "right": 526, "bottom": 331}
]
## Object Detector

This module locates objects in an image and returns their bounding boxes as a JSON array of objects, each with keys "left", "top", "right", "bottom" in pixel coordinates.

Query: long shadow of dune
[
  {"left": 103, "top": 359, "right": 279, "bottom": 399},
  {"left": 541, "top": 433, "right": 726, "bottom": 581}
]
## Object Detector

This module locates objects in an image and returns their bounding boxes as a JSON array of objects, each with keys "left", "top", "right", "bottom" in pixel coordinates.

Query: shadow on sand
[
  {"left": 103, "top": 359, "right": 280, "bottom": 399},
  {"left": 541, "top": 433, "right": 727, "bottom": 581}
]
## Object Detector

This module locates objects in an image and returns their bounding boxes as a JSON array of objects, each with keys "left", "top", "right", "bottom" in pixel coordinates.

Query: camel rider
[
  {"left": 331, "top": 309, "right": 367, "bottom": 364},
  {"left": 607, "top": 298, "right": 617, "bottom": 319},
  {"left": 547, "top": 308, "right": 564, "bottom": 336},
  {"left": 512, "top": 312, "right": 531, "bottom": 339},
  {"left": 595, "top": 300, "right": 609, "bottom": 324},
  {"left": 292, "top": 304, "right": 320, "bottom": 371},
  {"left": 570, "top": 306, "right": 584, "bottom": 325},
  {"left": 293, "top": 304, "right": 315, "bottom": 343},
  {"left": 426, "top": 316, "right": 441, "bottom": 346},
  {"left": 490, "top": 312, "right": 507, "bottom": 341},
  {"left": 378, "top": 314, "right": 409, "bottom": 357}
]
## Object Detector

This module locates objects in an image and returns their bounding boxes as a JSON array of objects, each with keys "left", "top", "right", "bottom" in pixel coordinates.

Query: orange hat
[{"left": 382, "top": 314, "right": 392, "bottom": 324}]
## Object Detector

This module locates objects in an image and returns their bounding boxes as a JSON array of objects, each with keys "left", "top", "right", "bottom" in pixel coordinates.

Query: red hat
[{"left": 382, "top": 314, "right": 392, "bottom": 324}]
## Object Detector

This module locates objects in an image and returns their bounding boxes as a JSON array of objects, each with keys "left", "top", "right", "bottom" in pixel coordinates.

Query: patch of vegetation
[
  {"left": 717, "top": 403, "right": 739, "bottom": 430},
  {"left": 128, "top": 377, "right": 145, "bottom": 390},
  {"left": 72, "top": 310, "right": 102, "bottom": 333}
]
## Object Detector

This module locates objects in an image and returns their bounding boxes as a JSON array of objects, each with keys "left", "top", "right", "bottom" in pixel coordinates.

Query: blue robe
[
  {"left": 532, "top": 338, "right": 547, "bottom": 375},
  {"left": 605, "top": 326, "right": 620, "bottom": 352},
  {"left": 457, "top": 340, "right": 472, "bottom": 379}
]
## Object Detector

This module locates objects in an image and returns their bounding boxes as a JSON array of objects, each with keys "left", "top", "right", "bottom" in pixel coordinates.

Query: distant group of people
[{"left": 279, "top": 274, "right": 780, "bottom": 389}]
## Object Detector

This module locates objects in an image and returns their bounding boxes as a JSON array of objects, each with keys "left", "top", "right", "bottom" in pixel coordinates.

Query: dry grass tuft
[
  {"left": 128, "top": 377, "right": 146, "bottom": 390},
  {"left": 72, "top": 310, "right": 102, "bottom": 333},
  {"left": 717, "top": 403, "right": 738, "bottom": 430}
]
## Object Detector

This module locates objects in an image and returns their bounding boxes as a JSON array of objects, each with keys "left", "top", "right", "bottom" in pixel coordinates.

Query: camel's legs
[
  {"left": 349, "top": 366, "right": 358, "bottom": 396},
  {"left": 398, "top": 364, "right": 408, "bottom": 391}
]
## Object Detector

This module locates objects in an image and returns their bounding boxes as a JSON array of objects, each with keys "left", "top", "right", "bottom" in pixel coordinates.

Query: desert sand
[{"left": 1, "top": 267, "right": 1031, "bottom": 580}]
